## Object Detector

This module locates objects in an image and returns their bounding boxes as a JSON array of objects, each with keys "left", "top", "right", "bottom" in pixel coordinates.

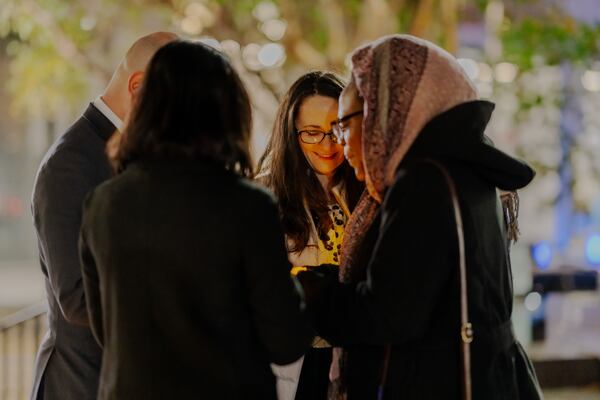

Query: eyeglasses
[
  {"left": 297, "top": 129, "right": 339, "bottom": 144},
  {"left": 331, "top": 110, "right": 363, "bottom": 143}
]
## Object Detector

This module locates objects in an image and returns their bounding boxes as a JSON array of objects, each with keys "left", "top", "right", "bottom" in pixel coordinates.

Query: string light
[{"left": 531, "top": 241, "right": 552, "bottom": 270}]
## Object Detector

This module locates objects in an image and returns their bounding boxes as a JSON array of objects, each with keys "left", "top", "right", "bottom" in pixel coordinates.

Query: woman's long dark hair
[
  {"left": 257, "top": 71, "right": 363, "bottom": 253},
  {"left": 113, "top": 40, "right": 253, "bottom": 177}
]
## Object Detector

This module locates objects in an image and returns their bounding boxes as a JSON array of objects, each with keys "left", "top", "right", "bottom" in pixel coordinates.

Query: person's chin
[
  {"left": 313, "top": 166, "right": 337, "bottom": 176},
  {"left": 312, "top": 158, "right": 342, "bottom": 173},
  {"left": 346, "top": 159, "right": 364, "bottom": 181},
  {"left": 354, "top": 168, "right": 365, "bottom": 182}
]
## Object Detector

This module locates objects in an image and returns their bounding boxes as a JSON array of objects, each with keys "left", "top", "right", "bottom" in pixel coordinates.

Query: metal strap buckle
[{"left": 461, "top": 322, "right": 474, "bottom": 344}]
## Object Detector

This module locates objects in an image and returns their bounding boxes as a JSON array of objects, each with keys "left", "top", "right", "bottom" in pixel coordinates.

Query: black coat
[
  {"left": 304, "top": 101, "right": 543, "bottom": 400},
  {"left": 31, "top": 104, "right": 114, "bottom": 400},
  {"left": 79, "top": 160, "right": 313, "bottom": 400}
]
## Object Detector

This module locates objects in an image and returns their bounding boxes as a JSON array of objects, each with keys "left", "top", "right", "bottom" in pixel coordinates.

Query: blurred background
[{"left": 0, "top": 0, "right": 599, "bottom": 398}]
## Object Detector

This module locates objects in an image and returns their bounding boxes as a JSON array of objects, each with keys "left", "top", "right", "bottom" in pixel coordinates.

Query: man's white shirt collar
[{"left": 92, "top": 96, "right": 124, "bottom": 131}]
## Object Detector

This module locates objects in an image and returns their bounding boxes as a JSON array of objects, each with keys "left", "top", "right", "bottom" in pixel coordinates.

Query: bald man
[{"left": 30, "top": 32, "right": 177, "bottom": 400}]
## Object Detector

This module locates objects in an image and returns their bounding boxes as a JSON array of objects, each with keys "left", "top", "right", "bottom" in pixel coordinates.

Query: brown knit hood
[{"left": 352, "top": 34, "right": 478, "bottom": 203}]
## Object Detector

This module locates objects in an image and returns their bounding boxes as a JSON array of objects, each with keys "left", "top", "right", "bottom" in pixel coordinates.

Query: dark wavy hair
[
  {"left": 257, "top": 71, "right": 363, "bottom": 253},
  {"left": 112, "top": 40, "right": 253, "bottom": 177}
]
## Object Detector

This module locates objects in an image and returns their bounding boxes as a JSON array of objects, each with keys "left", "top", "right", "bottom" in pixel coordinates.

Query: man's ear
[{"left": 127, "top": 71, "right": 144, "bottom": 98}]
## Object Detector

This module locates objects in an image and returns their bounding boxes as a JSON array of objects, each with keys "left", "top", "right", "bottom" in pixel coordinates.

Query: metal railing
[
  {"left": 0, "top": 299, "right": 599, "bottom": 399},
  {"left": 0, "top": 302, "right": 47, "bottom": 400}
]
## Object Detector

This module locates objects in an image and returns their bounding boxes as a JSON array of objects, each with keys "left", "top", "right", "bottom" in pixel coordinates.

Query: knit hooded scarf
[
  {"left": 339, "top": 34, "right": 478, "bottom": 283},
  {"left": 332, "top": 35, "right": 479, "bottom": 399}
]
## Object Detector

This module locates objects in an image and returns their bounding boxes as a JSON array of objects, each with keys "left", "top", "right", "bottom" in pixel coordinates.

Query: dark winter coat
[
  {"left": 303, "top": 101, "right": 543, "bottom": 400},
  {"left": 79, "top": 160, "right": 313, "bottom": 399}
]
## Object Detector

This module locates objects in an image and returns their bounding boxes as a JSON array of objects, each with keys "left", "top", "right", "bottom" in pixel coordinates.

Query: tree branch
[
  {"left": 280, "top": 0, "right": 328, "bottom": 67},
  {"left": 410, "top": 0, "right": 435, "bottom": 38},
  {"left": 441, "top": 0, "right": 458, "bottom": 53},
  {"left": 20, "top": 0, "right": 103, "bottom": 77},
  {"left": 319, "top": 0, "right": 348, "bottom": 67}
]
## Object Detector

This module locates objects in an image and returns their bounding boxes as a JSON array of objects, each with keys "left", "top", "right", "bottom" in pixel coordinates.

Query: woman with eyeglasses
[{"left": 257, "top": 71, "right": 363, "bottom": 400}]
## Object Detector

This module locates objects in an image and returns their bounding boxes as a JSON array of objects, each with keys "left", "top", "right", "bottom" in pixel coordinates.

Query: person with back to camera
[{"left": 79, "top": 40, "right": 313, "bottom": 400}]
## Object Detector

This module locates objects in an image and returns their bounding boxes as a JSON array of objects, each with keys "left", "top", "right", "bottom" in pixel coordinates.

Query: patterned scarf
[{"left": 332, "top": 34, "right": 478, "bottom": 399}]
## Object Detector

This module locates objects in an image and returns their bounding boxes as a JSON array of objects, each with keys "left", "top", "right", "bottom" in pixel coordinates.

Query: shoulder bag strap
[
  {"left": 377, "top": 159, "right": 473, "bottom": 400},
  {"left": 425, "top": 158, "right": 473, "bottom": 400}
]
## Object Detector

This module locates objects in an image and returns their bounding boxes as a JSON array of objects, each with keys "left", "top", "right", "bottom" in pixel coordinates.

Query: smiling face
[
  {"left": 296, "top": 95, "right": 345, "bottom": 179},
  {"left": 338, "top": 80, "right": 365, "bottom": 181}
]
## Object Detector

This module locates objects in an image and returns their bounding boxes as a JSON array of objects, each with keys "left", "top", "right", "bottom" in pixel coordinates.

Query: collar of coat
[{"left": 407, "top": 100, "right": 535, "bottom": 192}]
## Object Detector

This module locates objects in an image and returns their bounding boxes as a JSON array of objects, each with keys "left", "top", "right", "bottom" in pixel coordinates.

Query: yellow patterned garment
[
  {"left": 317, "top": 203, "right": 347, "bottom": 265},
  {"left": 290, "top": 203, "right": 347, "bottom": 276}
]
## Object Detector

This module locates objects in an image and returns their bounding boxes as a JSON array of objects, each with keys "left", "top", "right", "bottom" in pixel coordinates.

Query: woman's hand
[{"left": 296, "top": 264, "right": 338, "bottom": 309}]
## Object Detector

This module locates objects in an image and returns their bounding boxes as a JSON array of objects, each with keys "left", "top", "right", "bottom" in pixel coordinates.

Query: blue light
[
  {"left": 585, "top": 234, "right": 600, "bottom": 267},
  {"left": 531, "top": 241, "right": 552, "bottom": 270}
]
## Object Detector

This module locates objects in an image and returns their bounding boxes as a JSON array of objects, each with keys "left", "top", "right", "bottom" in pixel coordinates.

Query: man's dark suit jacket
[{"left": 31, "top": 103, "right": 115, "bottom": 400}]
